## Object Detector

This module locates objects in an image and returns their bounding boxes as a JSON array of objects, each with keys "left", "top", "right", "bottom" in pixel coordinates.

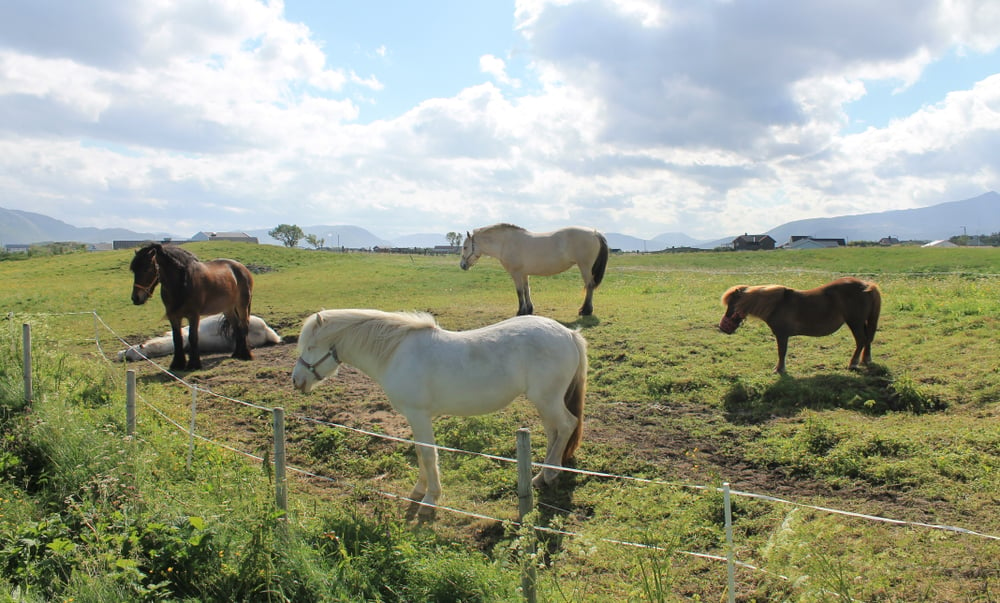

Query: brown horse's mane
[
  {"left": 722, "top": 284, "right": 788, "bottom": 320},
  {"left": 133, "top": 243, "right": 201, "bottom": 312}
]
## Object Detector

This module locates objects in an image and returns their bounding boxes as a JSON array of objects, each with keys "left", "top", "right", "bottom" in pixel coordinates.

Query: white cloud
[
  {"left": 480, "top": 54, "right": 521, "bottom": 88},
  {"left": 0, "top": 0, "right": 997, "bottom": 241}
]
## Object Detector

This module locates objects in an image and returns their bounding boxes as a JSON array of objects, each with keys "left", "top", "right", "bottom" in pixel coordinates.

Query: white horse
[
  {"left": 118, "top": 314, "right": 282, "bottom": 362},
  {"left": 460, "top": 224, "right": 609, "bottom": 316},
  {"left": 291, "top": 309, "right": 588, "bottom": 516}
]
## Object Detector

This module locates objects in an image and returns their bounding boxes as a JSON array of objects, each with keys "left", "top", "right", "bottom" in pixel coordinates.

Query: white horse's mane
[
  {"left": 299, "top": 309, "right": 439, "bottom": 367},
  {"left": 477, "top": 222, "right": 526, "bottom": 235}
]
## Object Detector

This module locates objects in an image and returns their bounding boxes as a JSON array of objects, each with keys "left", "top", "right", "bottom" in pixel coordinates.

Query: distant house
[
  {"left": 190, "top": 231, "right": 259, "bottom": 244},
  {"left": 4, "top": 244, "right": 30, "bottom": 253},
  {"left": 783, "top": 236, "right": 847, "bottom": 249},
  {"left": 732, "top": 234, "right": 776, "bottom": 251},
  {"left": 879, "top": 236, "right": 900, "bottom": 246}
]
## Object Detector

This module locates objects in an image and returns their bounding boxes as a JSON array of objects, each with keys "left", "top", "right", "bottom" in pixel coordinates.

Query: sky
[{"left": 0, "top": 0, "right": 998, "bottom": 242}]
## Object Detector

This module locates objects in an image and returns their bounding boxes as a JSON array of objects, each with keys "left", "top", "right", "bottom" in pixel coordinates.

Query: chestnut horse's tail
[
  {"left": 590, "top": 232, "right": 609, "bottom": 288},
  {"left": 562, "top": 329, "right": 589, "bottom": 464},
  {"left": 865, "top": 281, "right": 882, "bottom": 343}
]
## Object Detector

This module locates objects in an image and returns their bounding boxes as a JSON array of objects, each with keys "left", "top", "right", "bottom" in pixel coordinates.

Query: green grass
[{"left": 2, "top": 243, "right": 999, "bottom": 601}]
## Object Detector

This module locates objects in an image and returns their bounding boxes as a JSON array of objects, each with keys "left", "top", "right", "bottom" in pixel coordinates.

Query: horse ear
[
  {"left": 315, "top": 312, "right": 325, "bottom": 326},
  {"left": 466, "top": 231, "right": 471, "bottom": 238}
]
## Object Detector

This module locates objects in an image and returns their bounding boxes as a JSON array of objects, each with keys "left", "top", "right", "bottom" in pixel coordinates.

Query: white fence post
[
  {"left": 273, "top": 407, "right": 287, "bottom": 512},
  {"left": 723, "top": 482, "right": 736, "bottom": 603},
  {"left": 22, "top": 323, "right": 32, "bottom": 405},
  {"left": 516, "top": 428, "right": 537, "bottom": 603},
  {"left": 126, "top": 370, "right": 136, "bottom": 436}
]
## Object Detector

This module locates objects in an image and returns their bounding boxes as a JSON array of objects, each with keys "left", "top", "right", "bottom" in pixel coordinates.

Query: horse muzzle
[{"left": 718, "top": 314, "right": 743, "bottom": 334}]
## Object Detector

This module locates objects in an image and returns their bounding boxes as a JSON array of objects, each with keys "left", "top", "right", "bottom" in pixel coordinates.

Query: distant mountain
[
  {"left": 0, "top": 207, "right": 173, "bottom": 245},
  {"left": 3, "top": 191, "right": 997, "bottom": 250},
  {"left": 649, "top": 232, "right": 705, "bottom": 249},
  {"left": 761, "top": 191, "right": 999, "bottom": 244}
]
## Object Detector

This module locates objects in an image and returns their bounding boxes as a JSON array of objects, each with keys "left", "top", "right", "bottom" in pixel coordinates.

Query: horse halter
[
  {"left": 133, "top": 264, "right": 160, "bottom": 296},
  {"left": 460, "top": 234, "right": 480, "bottom": 268},
  {"left": 297, "top": 346, "right": 340, "bottom": 381}
]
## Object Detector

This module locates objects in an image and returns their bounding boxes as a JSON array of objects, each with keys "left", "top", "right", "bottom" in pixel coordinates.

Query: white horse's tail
[{"left": 562, "top": 329, "right": 589, "bottom": 463}]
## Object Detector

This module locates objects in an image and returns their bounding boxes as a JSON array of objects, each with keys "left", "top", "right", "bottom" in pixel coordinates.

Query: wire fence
[{"left": 8, "top": 310, "right": 1000, "bottom": 601}]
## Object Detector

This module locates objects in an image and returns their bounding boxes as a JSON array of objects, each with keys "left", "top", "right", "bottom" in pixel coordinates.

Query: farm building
[
  {"left": 190, "top": 231, "right": 259, "bottom": 244},
  {"left": 732, "top": 234, "right": 776, "bottom": 251},
  {"left": 783, "top": 236, "right": 847, "bottom": 249}
]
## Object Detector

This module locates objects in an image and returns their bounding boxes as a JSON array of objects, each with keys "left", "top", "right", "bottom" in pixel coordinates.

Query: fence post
[
  {"left": 126, "top": 370, "right": 136, "bottom": 436},
  {"left": 516, "top": 428, "right": 537, "bottom": 603},
  {"left": 187, "top": 387, "right": 197, "bottom": 471},
  {"left": 22, "top": 323, "right": 32, "bottom": 405},
  {"left": 723, "top": 482, "right": 736, "bottom": 603},
  {"left": 273, "top": 407, "right": 287, "bottom": 512}
]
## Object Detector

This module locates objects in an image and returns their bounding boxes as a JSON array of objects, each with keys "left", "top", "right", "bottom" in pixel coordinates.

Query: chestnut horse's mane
[{"left": 721, "top": 284, "right": 788, "bottom": 320}]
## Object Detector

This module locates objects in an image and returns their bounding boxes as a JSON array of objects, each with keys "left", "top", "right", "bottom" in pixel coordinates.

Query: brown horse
[
  {"left": 130, "top": 243, "right": 254, "bottom": 371},
  {"left": 719, "top": 277, "right": 881, "bottom": 374}
]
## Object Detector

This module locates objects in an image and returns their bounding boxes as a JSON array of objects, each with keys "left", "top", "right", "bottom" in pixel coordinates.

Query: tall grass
[{"left": 1, "top": 243, "right": 999, "bottom": 601}]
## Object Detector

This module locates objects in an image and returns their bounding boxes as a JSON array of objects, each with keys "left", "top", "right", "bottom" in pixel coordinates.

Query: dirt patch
[{"left": 123, "top": 340, "right": 940, "bottom": 525}]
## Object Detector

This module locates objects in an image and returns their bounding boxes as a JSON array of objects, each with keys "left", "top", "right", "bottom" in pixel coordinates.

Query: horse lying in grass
[
  {"left": 291, "top": 309, "right": 588, "bottom": 518},
  {"left": 118, "top": 314, "right": 282, "bottom": 362},
  {"left": 719, "top": 277, "right": 881, "bottom": 374}
]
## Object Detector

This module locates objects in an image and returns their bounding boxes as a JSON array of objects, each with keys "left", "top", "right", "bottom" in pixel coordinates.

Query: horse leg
[
  {"left": 579, "top": 284, "right": 596, "bottom": 316},
  {"left": 577, "top": 266, "right": 596, "bottom": 316},
  {"left": 405, "top": 414, "right": 440, "bottom": 518},
  {"left": 846, "top": 320, "right": 867, "bottom": 369},
  {"left": 773, "top": 333, "right": 789, "bottom": 374},
  {"left": 513, "top": 273, "right": 533, "bottom": 315},
  {"left": 168, "top": 317, "right": 187, "bottom": 371},
  {"left": 186, "top": 315, "right": 202, "bottom": 370},
  {"left": 531, "top": 396, "right": 579, "bottom": 487},
  {"left": 229, "top": 311, "right": 253, "bottom": 361}
]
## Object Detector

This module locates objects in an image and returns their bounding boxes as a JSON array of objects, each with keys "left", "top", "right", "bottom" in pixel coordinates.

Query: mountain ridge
[{"left": 3, "top": 191, "right": 997, "bottom": 252}]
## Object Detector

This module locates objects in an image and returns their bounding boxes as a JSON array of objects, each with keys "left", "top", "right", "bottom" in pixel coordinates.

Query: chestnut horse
[
  {"left": 719, "top": 277, "right": 881, "bottom": 374},
  {"left": 129, "top": 243, "right": 254, "bottom": 371},
  {"left": 460, "top": 224, "right": 609, "bottom": 316}
]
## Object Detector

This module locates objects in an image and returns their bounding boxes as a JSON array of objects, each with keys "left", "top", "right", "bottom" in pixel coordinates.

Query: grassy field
[{"left": 1, "top": 243, "right": 998, "bottom": 601}]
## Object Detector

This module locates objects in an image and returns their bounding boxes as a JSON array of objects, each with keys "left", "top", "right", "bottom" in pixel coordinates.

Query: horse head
[
  {"left": 292, "top": 312, "right": 341, "bottom": 392},
  {"left": 130, "top": 244, "right": 161, "bottom": 305},
  {"left": 459, "top": 231, "right": 480, "bottom": 270},
  {"left": 719, "top": 285, "right": 748, "bottom": 334}
]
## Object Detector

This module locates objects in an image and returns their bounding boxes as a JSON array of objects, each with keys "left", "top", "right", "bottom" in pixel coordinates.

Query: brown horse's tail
[
  {"left": 562, "top": 330, "right": 588, "bottom": 463},
  {"left": 865, "top": 282, "right": 882, "bottom": 343},
  {"left": 590, "top": 232, "right": 609, "bottom": 288}
]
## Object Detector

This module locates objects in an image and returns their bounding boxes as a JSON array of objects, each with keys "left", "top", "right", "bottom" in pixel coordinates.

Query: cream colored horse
[
  {"left": 460, "top": 224, "right": 609, "bottom": 316},
  {"left": 118, "top": 314, "right": 282, "bottom": 362},
  {"left": 291, "top": 309, "right": 588, "bottom": 517}
]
